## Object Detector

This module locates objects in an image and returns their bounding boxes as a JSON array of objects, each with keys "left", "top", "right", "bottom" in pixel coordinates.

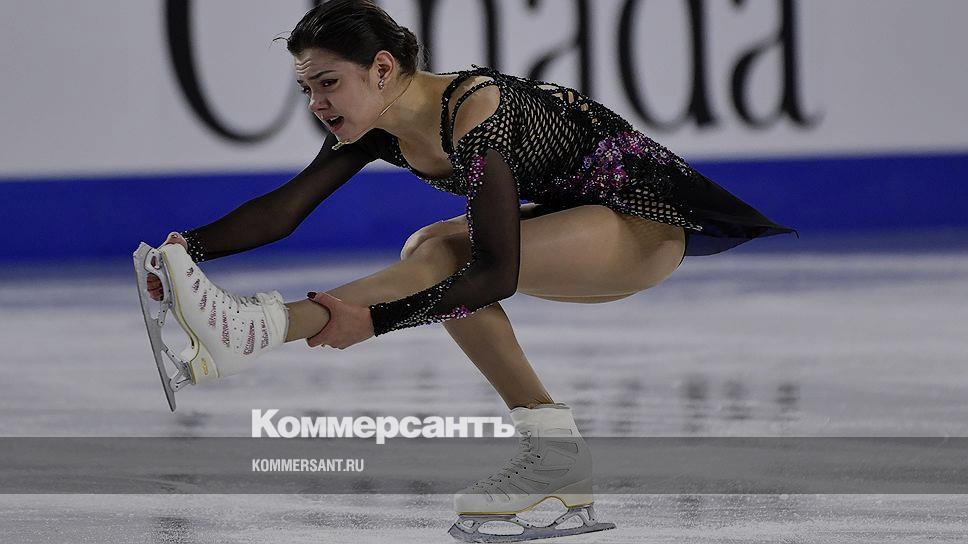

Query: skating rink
[{"left": 1, "top": 232, "right": 966, "bottom": 543}]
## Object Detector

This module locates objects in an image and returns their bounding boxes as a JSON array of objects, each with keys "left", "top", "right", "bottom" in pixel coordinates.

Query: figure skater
[{"left": 139, "top": 1, "right": 796, "bottom": 541}]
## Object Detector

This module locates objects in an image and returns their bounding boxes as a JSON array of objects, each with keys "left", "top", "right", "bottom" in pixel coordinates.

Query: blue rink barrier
[{"left": 1, "top": 151, "right": 967, "bottom": 262}]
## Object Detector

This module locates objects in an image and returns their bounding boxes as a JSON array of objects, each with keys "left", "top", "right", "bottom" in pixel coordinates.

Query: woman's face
[{"left": 293, "top": 48, "right": 383, "bottom": 139}]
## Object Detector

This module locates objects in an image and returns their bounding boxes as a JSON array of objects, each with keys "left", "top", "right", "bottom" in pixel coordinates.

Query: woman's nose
[{"left": 308, "top": 95, "right": 326, "bottom": 113}]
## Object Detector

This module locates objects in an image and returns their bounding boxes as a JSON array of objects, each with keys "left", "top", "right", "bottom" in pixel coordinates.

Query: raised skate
[
  {"left": 448, "top": 403, "right": 615, "bottom": 542},
  {"left": 133, "top": 242, "right": 288, "bottom": 411}
]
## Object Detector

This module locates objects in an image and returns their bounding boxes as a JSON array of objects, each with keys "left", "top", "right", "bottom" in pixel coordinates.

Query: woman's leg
[
  {"left": 398, "top": 205, "right": 554, "bottom": 409},
  {"left": 283, "top": 249, "right": 444, "bottom": 341},
  {"left": 404, "top": 205, "right": 684, "bottom": 408},
  {"left": 287, "top": 205, "right": 549, "bottom": 342},
  {"left": 296, "top": 204, "right": 685, "bottom": 408},
  {"left": 293, "top": 205, "right": 558, "bottom": 407},
  {"left": 441, "top": 303, "right": 554, "bottom": 409},
  {"left": 395, "top": 203, "right": 686, "bottom": 299}
]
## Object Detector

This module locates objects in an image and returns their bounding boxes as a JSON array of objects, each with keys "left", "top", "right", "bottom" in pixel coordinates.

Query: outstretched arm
[{"left": 180, "top": 131, "right": 374, "bottom": 262}]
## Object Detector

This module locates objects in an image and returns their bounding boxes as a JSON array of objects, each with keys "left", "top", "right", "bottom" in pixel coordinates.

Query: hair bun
[{"left": 286, "top": 1, "right": 425, "bottom": 76}]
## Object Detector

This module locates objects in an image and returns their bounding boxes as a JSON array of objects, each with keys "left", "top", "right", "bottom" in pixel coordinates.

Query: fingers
[
  {"left": 162, "top": 232, "right": 188, "bottom": 249},
  {"left": 146, "top": 232, "right": 183, "bottom": 301},
  {"left": 302, "top": 292, "right": 366, "bottom": 350},
  {"left": 305, "top": 335, "right": 343, "bottom": 349},
  {"left": 147, "top": 245, "right": 165, "bottom": 301},
  {"left": 306, "top": 339, "right": 345, "bottom": 350},
  {"left": 306, "top": 339, "right": 349, "bottom": 350},
  {"left": 305, "top": 330, "right": 348, "bottom": 350},
  {"left": 146, "top": 272, "right": 164, "bottom": 301},
  {"left": 305, "top": 292, "right": 338, "bottom": 348}
]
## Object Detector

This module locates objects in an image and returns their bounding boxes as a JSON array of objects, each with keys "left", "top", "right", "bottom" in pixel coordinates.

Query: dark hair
[{"left": 285, "top": 0, "right": 424, "bottom": 77}]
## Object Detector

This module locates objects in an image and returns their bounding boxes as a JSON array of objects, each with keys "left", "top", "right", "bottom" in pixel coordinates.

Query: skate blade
[
  {"left": 133, "top": 242, "right": 193, "bottom": 412},
  {"left": 448, "top": 505, "right": 616, "bottom": 543}
]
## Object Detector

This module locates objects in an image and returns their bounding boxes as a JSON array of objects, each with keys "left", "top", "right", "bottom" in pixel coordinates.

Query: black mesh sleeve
[
  {"left": 368, "top": 148, "right": 521, "bottom": 335},
  {"left": 179, "top": 131, "right": 376, "bottom": 262}
]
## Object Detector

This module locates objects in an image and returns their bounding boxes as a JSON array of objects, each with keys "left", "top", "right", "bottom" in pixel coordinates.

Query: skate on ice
[
  {"left": 133, "top": 242, "right": 288, "bottom": 411},
  {"left": 448, "top": 403, "right": 615, "bottom": 542}
]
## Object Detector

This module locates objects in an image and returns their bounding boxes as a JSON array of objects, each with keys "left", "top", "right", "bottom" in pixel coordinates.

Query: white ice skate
[
  {"left": 132, "top": 242, "right": 288, "bottom": 411},
  {"left": 448, "top": 403, "right": 615, "bottom": 542}
]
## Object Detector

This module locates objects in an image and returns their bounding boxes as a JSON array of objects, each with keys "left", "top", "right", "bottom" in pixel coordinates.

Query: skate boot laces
[
  {"left": 220, "top": 289, "right": 255, "bottom": 309},
  {"left": 473, "top": 431, "right": 541, "bottom": 489},
  {"left": 220, "top": 289, "right": 274, "bottom": 313},
  {"left": 220, "top": 290, "right": 287, "bottom": 334}
]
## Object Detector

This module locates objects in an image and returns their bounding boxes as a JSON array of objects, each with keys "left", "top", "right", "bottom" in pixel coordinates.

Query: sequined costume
[{"left": 181, "top": 64, "right": 797, "bottom": 336}]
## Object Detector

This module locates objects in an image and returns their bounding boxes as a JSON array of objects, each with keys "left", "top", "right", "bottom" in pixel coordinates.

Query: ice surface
[{"left": 1, "top": 245, "right": 966, "bottom": 542}]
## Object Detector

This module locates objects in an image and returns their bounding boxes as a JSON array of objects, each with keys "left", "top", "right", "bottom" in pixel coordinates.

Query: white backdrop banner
[{"left": 1, "top": 0, "right": 966, "bottom": 178}]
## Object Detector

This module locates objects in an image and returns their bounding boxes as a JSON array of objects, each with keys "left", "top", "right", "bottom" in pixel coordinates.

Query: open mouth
[{"left": 325, "top": 115, "right": 344, "bottom": 131}]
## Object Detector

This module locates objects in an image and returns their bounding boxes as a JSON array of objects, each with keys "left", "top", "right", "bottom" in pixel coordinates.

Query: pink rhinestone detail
[
  {"left": 243, "top": 322, "right": 255, "bottom": 355},
  {"left": 198, "top": 291, "right": 207, "bottom": 311},
  {"left": 192, "top": 278, "right": 200, "bottom": 293},
  {"left": 465, "top": 155, "right": 487, "bottom": 199},
  {"left": 186, "top": 267, "right": 194, "bottom": 277},
  {"left": 441, "top": 304, "right": 471, "bottom": 320},
  {"left": 221, "top": 312, "right": 230, "bottom": 347},
  {"left": 260, "top": 319, "right": 269, "bottom": 349},
  {"left": 208, "top": 304, "right": 217, "bottom": 328}
]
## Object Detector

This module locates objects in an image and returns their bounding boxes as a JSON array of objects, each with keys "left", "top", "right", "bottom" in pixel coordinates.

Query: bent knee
[
  {"left": 399, "top": 230, "right": 429, "bottom": 260},
  {"left": 406, "top": 234, "right": 471, "bottom": 276},
  {"left": 400, "top": 219, "right": 467, "bottom": 260}
]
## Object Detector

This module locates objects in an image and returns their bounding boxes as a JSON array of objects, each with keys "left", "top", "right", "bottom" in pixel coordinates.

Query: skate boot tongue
[
  {"left": 253, "top": 291, "right": 288, "bottom": 341},
  {"left": 509, "top": 403, "right": 581, "bottom": 437}
]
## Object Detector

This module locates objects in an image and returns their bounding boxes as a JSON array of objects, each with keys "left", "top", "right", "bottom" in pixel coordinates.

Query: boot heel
[
  {"left": 184, "top": 341, "right": 217, "bottom": 384},
  {"left": 554, "top": 478, "right": 594, "bottom": 507},
  {"left": 163, "top": 265, "right": 219, "bottom": 385}
]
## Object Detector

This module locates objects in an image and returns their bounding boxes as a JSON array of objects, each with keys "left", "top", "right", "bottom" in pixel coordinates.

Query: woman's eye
[{"left": 299, "top": 80, "right": 335, "bottom": 95}]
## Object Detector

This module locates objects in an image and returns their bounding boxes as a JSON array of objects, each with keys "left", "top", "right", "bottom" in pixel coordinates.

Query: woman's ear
[{"left": 372, "top": 50, "right": 395, "bottom": 79}]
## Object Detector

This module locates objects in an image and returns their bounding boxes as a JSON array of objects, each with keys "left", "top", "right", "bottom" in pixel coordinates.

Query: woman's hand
[
  {"left": 146, "top": 232, "right": 188, "bottom": 301},
  {"left": 305, "top": 292, "right": 375, "bottom": 349}
]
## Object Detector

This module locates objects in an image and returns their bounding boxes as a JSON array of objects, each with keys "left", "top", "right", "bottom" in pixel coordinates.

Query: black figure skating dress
[{"left": 181, "top": 65, "right": 797, "bottom": 336}]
